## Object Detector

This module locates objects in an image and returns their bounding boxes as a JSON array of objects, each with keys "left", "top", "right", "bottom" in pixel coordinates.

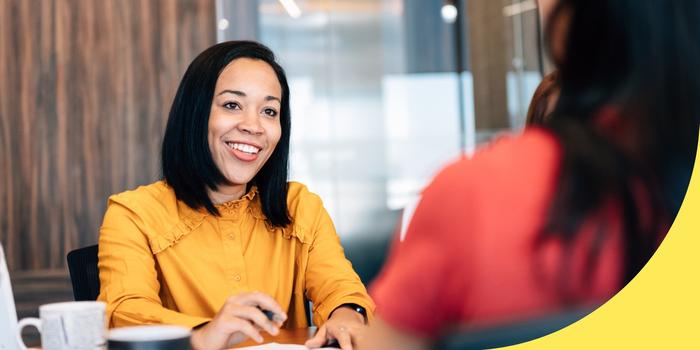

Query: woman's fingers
[
  {"left": 233, "top": 292, "right": 287, "bottom": 324},
  {"left": 306, "top": 320, "right": 365, "bottom": 350},
  {"left": 333, "top": 327, "right": 354, "bottom": 350},
  {"left": 230, "top": 305, "right": 280, "bottom": 335},
  {"left": 305, "top": 325, "right": 356, "bottom": 350},
  {"left": 304, "top": 324, "right": 328, "bottom": 348},
  {"left": 192, "top": 292, "right": 291, "bottom": 349},
  {"left": 224, "top": 318, "right": 263, "bottom": 343}
]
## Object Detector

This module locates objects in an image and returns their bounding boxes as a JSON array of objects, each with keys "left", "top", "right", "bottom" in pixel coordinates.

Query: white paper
[{"left": 235, "top": 343, "right": 336, "bottom": 350}]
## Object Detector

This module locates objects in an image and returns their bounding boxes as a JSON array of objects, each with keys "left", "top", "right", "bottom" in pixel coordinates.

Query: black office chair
[
  {"left": 66, "top": 244, "right": 100, "bottom": 301},
  {"left": 435, "top": 307, "right": 596, "bottom": 350}
]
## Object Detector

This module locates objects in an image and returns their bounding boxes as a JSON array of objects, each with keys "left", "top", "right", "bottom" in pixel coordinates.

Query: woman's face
[{"left": 207, "top": 58, "right": 282, "bottom": 200}]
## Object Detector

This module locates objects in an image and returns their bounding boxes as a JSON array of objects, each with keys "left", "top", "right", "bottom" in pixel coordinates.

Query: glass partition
[{"left": 217, "top": 0, "right": 543, "bottom": 283}]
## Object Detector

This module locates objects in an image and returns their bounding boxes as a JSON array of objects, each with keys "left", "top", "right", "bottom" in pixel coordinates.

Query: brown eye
[
  {"left": 223, "top": 102, "right": 241, "bottom": 110},
  {"left": 263, "top": 108, "right": 278, "bottom": 117}
]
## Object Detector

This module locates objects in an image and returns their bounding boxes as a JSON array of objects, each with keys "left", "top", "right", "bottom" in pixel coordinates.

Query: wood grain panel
[{"left": 0, "top": 0, "right": 216, "bottom": 272}]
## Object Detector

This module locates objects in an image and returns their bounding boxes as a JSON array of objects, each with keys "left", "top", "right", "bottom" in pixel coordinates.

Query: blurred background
[{"left": 0, "top": 0, "right": 545, "bottom": 330}]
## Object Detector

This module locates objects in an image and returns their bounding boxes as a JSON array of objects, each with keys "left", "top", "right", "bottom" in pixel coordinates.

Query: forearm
[
  {"left": 310, "top": 286, "right": 375, "bottom": 325},
  {"left": 109, "top": 297, "right": 210, "bottom": 328},
  {"left": 304, "top": 201, "right": 376, "bottom": 325}
]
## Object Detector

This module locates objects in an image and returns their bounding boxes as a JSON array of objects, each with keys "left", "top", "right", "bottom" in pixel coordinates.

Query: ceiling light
[
  {"left": 441, "top": 4, "right": 458, "bottom": 23},
  {"left": 279, "top": 0, "right": 302, "bottom": 18}
]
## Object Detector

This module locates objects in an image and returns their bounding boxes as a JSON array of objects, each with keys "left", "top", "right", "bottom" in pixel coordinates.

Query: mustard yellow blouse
[{"left": 97, "top": 181, "right": 374, "bottom": 329}]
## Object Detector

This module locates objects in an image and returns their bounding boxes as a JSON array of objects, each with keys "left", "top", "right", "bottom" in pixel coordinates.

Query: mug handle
[{"left": 16, "top": 317, "right": 42, "bottom": 350}]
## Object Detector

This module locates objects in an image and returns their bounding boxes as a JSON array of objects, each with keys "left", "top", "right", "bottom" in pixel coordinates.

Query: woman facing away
[
  {"left": 361, "top": 0, "right": 700, "bottom": 349},
  {"left": 97, "top": 41, "right": 373, "bottom": 350}
]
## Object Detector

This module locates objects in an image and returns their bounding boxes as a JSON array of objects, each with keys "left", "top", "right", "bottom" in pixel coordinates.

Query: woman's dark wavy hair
[
  {"left": 161, "top": 41, "right": 291, "bottom": 227},
  {"left": 538, "top": 0, "right": 699, "bottom": 297}
]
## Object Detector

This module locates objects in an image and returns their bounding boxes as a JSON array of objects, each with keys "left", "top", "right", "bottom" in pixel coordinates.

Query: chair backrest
[
  {"left": 66, "top": 245, "right": 100, "bottom": 301},
  {"left": 435, "top": 307, "right": 595, "bottom": 350}
]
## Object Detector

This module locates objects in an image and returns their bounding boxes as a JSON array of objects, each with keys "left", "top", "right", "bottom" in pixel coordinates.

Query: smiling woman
[
  {"left": 160, "top": 42, "right": 293, "bottom": 228},
  {"left": 97, "top": 41, "right": 374, "bottom": 350}
]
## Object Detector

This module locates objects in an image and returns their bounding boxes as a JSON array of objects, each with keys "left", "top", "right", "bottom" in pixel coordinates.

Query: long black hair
[
  {"left": 538, "top": 0, "right": 699, "bottom": 294},
  {"left": 161, "top": 41, "right": 292, "bottom": 227}
]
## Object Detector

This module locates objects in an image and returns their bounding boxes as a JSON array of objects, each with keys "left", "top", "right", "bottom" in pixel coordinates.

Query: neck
[{"left": 207, "top": 184, "right": 247, "bottom": 204}]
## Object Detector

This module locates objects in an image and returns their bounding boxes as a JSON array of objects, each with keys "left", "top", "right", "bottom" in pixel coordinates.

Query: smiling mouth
[{"left": 225, "top": 142, "right": 261, "bottom": 155}]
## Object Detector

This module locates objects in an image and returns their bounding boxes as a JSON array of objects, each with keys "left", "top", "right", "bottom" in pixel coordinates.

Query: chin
[
  {"left": 224, "top": 177, "right": 253, "bottom": 186},
  {"left": 222, "top": 172, "right": 256, "bottom": 187}
]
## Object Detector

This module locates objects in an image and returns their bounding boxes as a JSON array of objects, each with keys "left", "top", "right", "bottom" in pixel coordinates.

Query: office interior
[{"left": 0, "top": 0, "right": 546, "bottom": 345}]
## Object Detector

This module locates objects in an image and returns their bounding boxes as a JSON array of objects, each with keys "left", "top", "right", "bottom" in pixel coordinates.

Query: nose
[{"left": 237, "top": 110, "right": 264, "bottom": 135}]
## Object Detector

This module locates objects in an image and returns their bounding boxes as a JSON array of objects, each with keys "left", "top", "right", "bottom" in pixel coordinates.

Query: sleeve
[
  {"left": 303, "top": 202, "right": 376, "bottom": 326},
  {"left": 97, "top": 199, "right": 210, "bottom": 328},
  {"left": 370, "top": 162, "right": 472, "bottom": 337}
]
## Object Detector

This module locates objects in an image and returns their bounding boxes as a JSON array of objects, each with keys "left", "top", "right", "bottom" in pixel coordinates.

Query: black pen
[{"left": 257, "top": 306, "right": 284, "bottom": 323}]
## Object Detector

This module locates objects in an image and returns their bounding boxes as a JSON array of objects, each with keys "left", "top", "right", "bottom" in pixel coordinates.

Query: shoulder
[
  {"left": 412, "top": 128, "right": 561, "bottom": 239},
  {"left": 286, "top": 181, "right": 323, "bottom": 213},
  {"left": 105, "top": 181, "right": 181, "bottom": 233},
  {"left": 108, "top": 180, "right": 176, "bottom": 211},
  {"left": 477, "top": 128, "right": 559, "bottom": 167},
  {"left": 430, "top": 128, "right": 560, "bottom": 195},
  {"left": 284, "top": 182, "right": 328, "bottom": 238}
]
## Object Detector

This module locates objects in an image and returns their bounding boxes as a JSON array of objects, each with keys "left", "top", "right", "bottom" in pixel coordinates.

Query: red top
[{"left": 370, "top": 129, "right": 624, "bottom": 336}]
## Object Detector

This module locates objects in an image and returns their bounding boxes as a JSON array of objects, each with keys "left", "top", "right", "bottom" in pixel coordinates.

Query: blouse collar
[
  {"left": 214, "top": 186, "right": 259, "bottom": 217},
  {"left": 177, "top": 186, "right": 263, "bottom": 220}
]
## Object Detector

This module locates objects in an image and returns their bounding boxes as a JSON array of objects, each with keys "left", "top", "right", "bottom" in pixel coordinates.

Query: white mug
[{"left": 16, "top": 301, "right": 106, "bottom": 350}]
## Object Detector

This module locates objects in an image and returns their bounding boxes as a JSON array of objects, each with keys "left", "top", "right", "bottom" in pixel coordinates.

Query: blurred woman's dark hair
[
  {"left": 161, "top": 41, "right": 292, "bottom": 227},
  {"left": 526, "top": 71, "right": 559, "bottom": 125},
  {"left": 538, "top": 0, "right": 699, "bottom": 297}
]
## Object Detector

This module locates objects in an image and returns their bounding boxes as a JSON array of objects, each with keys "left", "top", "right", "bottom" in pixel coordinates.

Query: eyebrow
[{"left": 217, "top": 89, "right": 281, "bottom": 103}]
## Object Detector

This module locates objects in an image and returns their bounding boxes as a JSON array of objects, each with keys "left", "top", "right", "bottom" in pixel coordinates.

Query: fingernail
[{"left": 270, "top": 327, "right": 279, "bottom": 335}]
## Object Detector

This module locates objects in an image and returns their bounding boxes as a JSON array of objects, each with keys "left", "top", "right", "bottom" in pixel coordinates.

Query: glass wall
[{"left": 217, "top": 0, "right": 543, "bottom": 283}]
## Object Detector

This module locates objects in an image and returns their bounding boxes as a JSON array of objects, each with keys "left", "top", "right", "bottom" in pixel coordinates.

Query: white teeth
[{"left": 226, "top": 142, "right": 260, "bottom": 154}]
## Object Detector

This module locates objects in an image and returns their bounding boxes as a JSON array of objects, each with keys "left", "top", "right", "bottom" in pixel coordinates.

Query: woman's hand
[
  {"left": 190, "top": 292, "right": 287, "bottom": 350},
  {"left": 305, "top": 306, "right": 366, "bottom": 350}
]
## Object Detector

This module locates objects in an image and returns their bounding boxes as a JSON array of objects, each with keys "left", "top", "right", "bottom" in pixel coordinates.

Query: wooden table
[
  {"left": 232, "top": 327, "right": 317, "bottom": 348},
  {"left": 33, "top": 328, "right": 318, "bottom": 350}
]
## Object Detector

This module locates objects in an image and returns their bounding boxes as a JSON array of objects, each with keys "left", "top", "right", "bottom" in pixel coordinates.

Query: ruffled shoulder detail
[
  {"left": 148, "top": 209, "right": 208, "bottom": 254},
  {"left": 251, "top": 203, "right": 310, "bottom": 244},
  {"left": 108, "top": 181, "right": 211, "bottom": 255},
  {"left": 278, "top": 222, "right": 311, "bottom": 244},
  {"left": 275, "top": 181, "right": 326, "bottom": 245},
  {"left": 246, "top": 183, "right": 314, "bottom": 245}
]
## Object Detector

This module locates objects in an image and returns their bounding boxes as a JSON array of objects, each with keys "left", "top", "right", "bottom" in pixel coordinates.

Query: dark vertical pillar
[{"left": 466, "top": 0, "right": 510, "bottom": 130}]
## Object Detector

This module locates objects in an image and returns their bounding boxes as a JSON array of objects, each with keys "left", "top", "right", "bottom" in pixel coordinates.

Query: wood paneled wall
[{"left": 0, "top": 0, "right": 216, "bottom": 273}]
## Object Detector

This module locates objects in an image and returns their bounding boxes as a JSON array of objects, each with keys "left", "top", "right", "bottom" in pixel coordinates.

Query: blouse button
[{"left": 234, "top": 275, "right": 241, "bottom": 281}]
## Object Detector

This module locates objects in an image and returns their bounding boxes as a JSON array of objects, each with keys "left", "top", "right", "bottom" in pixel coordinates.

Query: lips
[{"left": 224, "top": 141, "right": 262, "bottom": 162}]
